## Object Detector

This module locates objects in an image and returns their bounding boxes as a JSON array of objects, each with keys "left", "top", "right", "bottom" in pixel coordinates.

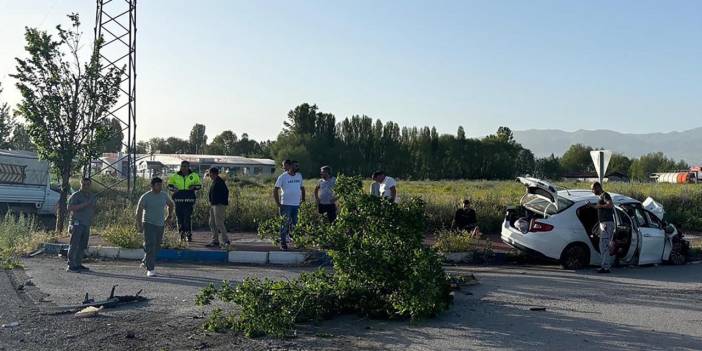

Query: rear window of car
[{"left": 522, "top": 194, "right": 574, "bottom": 216}]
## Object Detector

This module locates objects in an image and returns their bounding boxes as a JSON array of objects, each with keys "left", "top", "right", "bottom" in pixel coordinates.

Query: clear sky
[{"left": 1, "top": 0, "right": 701, "bottom": 142}]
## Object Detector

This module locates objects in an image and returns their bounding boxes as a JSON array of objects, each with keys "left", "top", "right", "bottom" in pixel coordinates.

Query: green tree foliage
[
  {"left": 534, "top": 154, "right": 562, "bottom": 180},
  {"left": 100, "top": 118, "right": 124, "bottom": 153},
  {"left": 608, "top": 153, "right": 632, "bottom": 175},
  {"left": 11, "top": 14, "right": 123, "bottom": 231},
  {"left": 198, "top": 175, "right": 452, "bottom": 337},
  {"left": 9, "top": 124, "right": 35, "bottom": 152},
  {"left": 629, "top": 152, "right": 688, "bottom": 181},
  {"left": 189, "top": 123, "right": 207, "bottom": 154},
  {"left": 207, "top": 131, "right": 269, "bottom": 157},
  {"left": 272, "top": 103, "right": 533, "bottom": 180},
  {"left": 0, "top": 83, "right": 14, "bottom": 149},
  {"left": 11, "top": 14, "right": 122, "bottom": 231},
  {"left": 560, "top": 144, "right": 594, "bottom": 174}
]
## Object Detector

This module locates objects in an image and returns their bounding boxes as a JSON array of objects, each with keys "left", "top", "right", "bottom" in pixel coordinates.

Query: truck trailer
[{"left": 0, "top": 149, "right": 59, "bottom": 217}]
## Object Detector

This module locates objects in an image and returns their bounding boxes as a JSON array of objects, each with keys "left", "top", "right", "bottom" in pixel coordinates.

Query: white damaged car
[{"left": 501, "top": 177, "right": 690, "bottom": 270}]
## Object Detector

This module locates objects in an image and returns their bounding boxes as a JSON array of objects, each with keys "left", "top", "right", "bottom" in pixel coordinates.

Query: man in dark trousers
[
  {"left": 206, "top": 167, "right": 230, "bottom": 248},
  {"left": 168, "top": 160, "right": 201, "bottom": 242},
  {"left": 136, "top": 177, "right": 174, "bottom": 277},
  {"left": 314, "top": 166, "right": 337, "bottom": 222},
  {"left": 66, "top": 178, "right": 97, "bottom": 273},
  {"left": 589, "top": 182, "right": 615, "bottom": 273},
  {"left": 452, "top": 199, "right": 482, "bottom": 237}
]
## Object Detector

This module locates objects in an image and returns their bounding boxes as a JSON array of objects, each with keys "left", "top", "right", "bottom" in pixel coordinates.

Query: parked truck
[{"left": 0, "top": 149, "right": 59, "bottom": 219}]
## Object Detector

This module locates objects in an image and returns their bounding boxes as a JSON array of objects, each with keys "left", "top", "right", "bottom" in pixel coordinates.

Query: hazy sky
[{"left": 1, "top": 0, "right": 701, "bottom": 142}]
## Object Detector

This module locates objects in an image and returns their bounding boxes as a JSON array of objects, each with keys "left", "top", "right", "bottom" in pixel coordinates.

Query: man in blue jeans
[{"left": 273, "top": 160, "right": 305, "bottom": 250}]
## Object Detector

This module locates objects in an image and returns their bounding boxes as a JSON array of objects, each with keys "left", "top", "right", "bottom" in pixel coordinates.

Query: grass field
[{"left": 88, "top": 176, "right": 702, "bottom": 236}]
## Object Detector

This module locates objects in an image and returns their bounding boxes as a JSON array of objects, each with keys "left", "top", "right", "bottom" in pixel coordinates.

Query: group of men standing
[
  {"left": 272, "top": 160, "right": 398, "bottom": 250},
  {"left": 66, "top": 160, "right": 231, "bottom": 277}
]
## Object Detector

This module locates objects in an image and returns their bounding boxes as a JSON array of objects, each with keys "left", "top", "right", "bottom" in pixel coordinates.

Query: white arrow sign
[{"left": 590, "top": 150, "right": 612, "bottom": 184}]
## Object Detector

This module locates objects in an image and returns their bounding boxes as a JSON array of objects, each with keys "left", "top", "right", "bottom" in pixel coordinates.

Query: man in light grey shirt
[
  {"left": 66, "top": 178, "right": 97, "bottom": 273},
  {"left": 314, "top": 166, "right": 337, "bottom": 222},
  {"left": 136, "top": 177, "right": 174, "bottom": 277}
]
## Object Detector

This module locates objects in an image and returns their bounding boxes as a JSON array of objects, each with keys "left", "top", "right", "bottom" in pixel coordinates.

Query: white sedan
[{"left": 501, "top": 177, "right": 689, "bottom": 270}]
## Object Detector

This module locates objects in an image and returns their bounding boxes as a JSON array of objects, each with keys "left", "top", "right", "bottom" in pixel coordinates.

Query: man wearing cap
[{"left": 168, "top": 160, "right": 201, "bottom": 242}]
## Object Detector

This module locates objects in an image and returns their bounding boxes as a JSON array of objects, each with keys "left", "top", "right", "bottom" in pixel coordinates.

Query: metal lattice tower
[{"left": 89, "top": 0, "right": 137, "bottom": 192}]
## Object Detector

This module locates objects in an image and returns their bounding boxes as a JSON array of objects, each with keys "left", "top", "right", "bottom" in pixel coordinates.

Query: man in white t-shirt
[
  {"left": 273, "top": 160, "right": 305, "bottom": 250},
  {"left": 371, "top": 170, "right": 397, "bottom": 203}
]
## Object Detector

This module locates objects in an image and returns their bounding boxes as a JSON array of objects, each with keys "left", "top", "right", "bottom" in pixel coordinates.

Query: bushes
[
  {"left": 197, "top": 175, "right": 453, "bottom": 337},
  {"left": 0, "top": 212, "right": 56, "bottom": 267},
  {"left": 432, "top": 229, "right": 479, "bottom": 253}
]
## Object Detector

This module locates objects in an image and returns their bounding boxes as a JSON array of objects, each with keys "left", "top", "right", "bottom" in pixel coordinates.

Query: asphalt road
[{"left": 1, "top": 257, "right": 701, "bottom": 350}]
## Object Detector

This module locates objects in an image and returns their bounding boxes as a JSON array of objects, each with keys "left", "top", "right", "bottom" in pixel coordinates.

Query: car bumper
[{"left": 500, "top": 220, "right": 560, "bottom": 260}]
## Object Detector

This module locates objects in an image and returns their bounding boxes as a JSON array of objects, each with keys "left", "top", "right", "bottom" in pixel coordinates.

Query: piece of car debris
[
  {"left": 75, "top": 306, "right": 103, "bottom": 318},
  {"left": 529, "top": 307, "right": 547, "bottom": 311},
  {"left": 47, "top": 285, "right": 147, "bottom": 313},
  {"left": 1, "top": 322, "right": 20, "bottom": 328}
]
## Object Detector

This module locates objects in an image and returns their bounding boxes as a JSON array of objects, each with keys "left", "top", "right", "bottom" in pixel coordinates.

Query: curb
[
  {"left": 41, "top": 242, "right": 313, "bottom": 265},
  {"left": 441, "top": 251, "right": 509, "bottom": 265}
]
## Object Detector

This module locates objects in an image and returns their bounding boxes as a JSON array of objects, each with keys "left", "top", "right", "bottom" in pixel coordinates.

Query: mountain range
[{"left": 512, "top": 127, "right": 702, "bottom": 166}]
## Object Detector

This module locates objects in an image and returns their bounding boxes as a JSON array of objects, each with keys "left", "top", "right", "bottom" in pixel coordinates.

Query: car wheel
[
  {"left": 669, "top": 251, "right": 687, "bottom": 265},
  {"left": 561, "top": 244, "right": 589, "bottom": 270}
]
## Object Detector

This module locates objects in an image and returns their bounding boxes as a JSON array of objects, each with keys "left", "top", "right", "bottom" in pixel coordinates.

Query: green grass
[
  {"left": 0, "top": 212, "right": 57, "bottom": 267},
  {"left": 71, "top": 175, "right": 702, "bottom": 248}
]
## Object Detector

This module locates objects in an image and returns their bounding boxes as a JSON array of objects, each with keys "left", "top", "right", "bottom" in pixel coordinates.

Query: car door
[
  {"left": 634, "top": 208, "right": 666, "bottom": 265},
  {"left": 613, "top": 206, "right": 638, "bottom": 264}
]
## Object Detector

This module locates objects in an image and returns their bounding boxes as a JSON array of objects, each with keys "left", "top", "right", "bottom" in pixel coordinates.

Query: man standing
[
  {"left": 590, "top": 182, "right": 615, "bottom": 273},
  {"left": 314, "top": 166, "right": 336, "bottom": 222},
  {"left": 371, "top": 170, "right": 397, "bottom": 203},
  {"left": 136, "top": 177, "right": 174, "bottom": 277},
  {"left": 66, "top": 178, "right": 97, "bottom": 273},
  {"left": 273, "top": 160, "right": 305, "bottom": 250},
  {"left": 168, "top": 160, "right": 201, "bottom": 242},
  {"left": 206, "top": 167, "right": 230, "bottom": 248}
]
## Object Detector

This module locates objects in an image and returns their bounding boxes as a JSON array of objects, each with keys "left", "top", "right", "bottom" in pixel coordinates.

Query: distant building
[
  {"left": 561, "top": 171, "right": 629, "bottom": 183},
  {"left": 94, "top": 153, "right": 276, "bottom": 178}
]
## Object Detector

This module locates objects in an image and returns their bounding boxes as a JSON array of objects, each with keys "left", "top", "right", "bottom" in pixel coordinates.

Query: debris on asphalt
[
  {"left": 48, "top": 285, "right": 147, "bottom": 313},
  {"left": 75, "top": 306, "right": 103, "bottom": 318},
  {"left": 1, "top": 321, "right": 20, "bottom": 328},
  {"left": 529, "top": 307, "right": 547, "bottom": 311},
  {"left": 125, "top": 331, "right": 136, "bottom": 339},
  {"left": 29, "top": 248, "right": 45, "bottom": 257}
]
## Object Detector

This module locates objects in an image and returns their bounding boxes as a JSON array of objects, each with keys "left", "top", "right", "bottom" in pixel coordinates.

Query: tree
[
  {"left": 208, "top": 130, "right": 238, "bottom": 155},
  {"left": 9, "top": 123, "right": 35, "bottom": 151},
  {"left": 629, "top": 152, "right": 680, "bottom": 181},
  {"left": 560, "top": 144, "right": 594, "bottom": 174},
  {"left": 11, "top": 14, "right": 122, "bottom": 231},
  {"left": 534, "top": 154, "right": 562, "bottom": 180},
  {"left": 100, "top": 118, "right": 124, "bottom": 153},
  {"left": 189, "top": 123, "right": 207, "bottom": 154},
  {"left": 0, "top": 83, "right": 14, "bottom": 149},
  {"left": 608, "top": 153, "right": 632, "bottom": 176}
]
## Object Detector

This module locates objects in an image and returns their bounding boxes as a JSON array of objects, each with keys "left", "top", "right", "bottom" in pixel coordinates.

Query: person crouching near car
[
  {"left": 589, "top": 182, "right": 615, "bottom": 274},
  {"left": 136, "top": 177, "right": 175, "bottom": 277},
  {"left": 452, "top": 199, "right": 482, "bottom": 238},
  {"left": 206, "top": 167, "right": 230, "bottom": 249}
]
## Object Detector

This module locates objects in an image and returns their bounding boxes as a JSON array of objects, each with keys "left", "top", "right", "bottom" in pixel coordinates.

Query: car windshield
[{"left": 522, "top": 194, "right": 574, "bottom": 215}]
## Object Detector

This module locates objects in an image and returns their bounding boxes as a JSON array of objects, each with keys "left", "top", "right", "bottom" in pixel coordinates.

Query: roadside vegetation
[
  {"left": 51, "top": 174, "right": 702, "bottom": 251},
  {"left": 196, "top": 175, "right": 453, "bottom": 338},
  {"left": 0, "top": 213, "right": 57, "bottom": 269}
]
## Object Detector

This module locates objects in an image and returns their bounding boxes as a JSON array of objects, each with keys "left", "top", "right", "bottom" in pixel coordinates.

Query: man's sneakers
[
  {"left": 66, "top": 266, "right": 81, "bottom": 273},
  {"left": 186, "top": 233, "right": 193, "bottom": 243},
  {"left": 597, "top": 268, "right": 612, "bottom": 274},
  {"left": 66, "top": 265, "right": 90, "bottom": 273},
  {"left": 146, "top": 270, "right": 157, "bottom": 277}
]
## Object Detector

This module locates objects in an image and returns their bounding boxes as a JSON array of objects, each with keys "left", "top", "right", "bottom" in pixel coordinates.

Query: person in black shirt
[
  {"left": 589, "top": 182, "right": 615, "bottom": 273},
  {"left": 453, "top": 199, "right": 482, "bottom": 237},
  {"left": 206, "top": 167, "right": 230, "bottom": 248}
]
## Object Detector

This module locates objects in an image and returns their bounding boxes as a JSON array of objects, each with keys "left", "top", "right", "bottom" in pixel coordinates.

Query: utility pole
[{"left": 88, "top": 0, "right": 138, "bottom": 193}]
